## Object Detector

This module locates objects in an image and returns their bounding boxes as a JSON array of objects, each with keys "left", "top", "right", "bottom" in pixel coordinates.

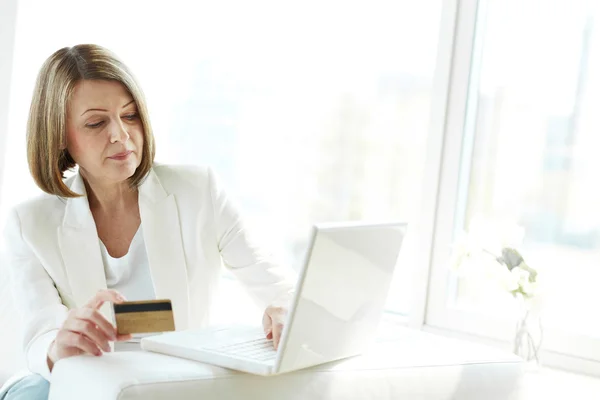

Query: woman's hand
[
  {"left": 47, "top": 289, "right": 132, "bottom": 371},
  {"left": 262, "top": 305, "right": 288, "bottom": 350}
]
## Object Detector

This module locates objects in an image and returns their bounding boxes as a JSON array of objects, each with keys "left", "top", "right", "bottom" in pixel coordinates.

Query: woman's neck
[{"left": 82, "top": 175, "right": 138, "bottom": 214}]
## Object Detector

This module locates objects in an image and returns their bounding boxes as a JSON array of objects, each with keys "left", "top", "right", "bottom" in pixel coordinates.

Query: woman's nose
[{"left": 109, "top": 119, "right": 130, "bottom": 144}]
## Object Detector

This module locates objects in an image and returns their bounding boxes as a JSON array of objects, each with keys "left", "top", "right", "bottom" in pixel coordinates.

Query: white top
[{"left": 99, "top": 226, "right": 156, "bottom": 302}]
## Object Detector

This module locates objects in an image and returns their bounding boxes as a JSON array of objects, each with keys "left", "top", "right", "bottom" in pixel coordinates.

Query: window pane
[
  {"left": 455, "top": 0, "right": 599, "bottom": 336},
  {"left": 1, "top": 0, "right": 442, "bottom": 317}
]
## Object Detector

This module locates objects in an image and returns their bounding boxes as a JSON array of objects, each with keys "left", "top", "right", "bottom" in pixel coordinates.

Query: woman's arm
[
  {"left": 3, "top": 209, "right": 68, "bottom": 380},
  {"left": 207, "top": 167, "right": 296, "bottom": 310}
]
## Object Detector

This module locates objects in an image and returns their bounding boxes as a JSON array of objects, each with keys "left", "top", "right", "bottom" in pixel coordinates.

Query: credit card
[{"left": 114, "top": 299, "right": 176, "bottom": 335}]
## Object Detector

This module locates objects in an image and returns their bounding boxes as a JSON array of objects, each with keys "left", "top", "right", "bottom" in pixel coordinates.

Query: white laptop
[{"left": 141, "top": 221, "right": 407, "bottom": 375}]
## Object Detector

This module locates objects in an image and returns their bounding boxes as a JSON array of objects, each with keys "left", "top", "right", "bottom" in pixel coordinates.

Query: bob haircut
[{"left": 27, "top": 44, "right": 155, "bottom": 198}]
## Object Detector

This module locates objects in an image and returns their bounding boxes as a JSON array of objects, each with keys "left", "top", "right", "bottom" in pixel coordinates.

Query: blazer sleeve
[
  {"left": 3, "top": 209, "right": 68, "bottom": 381},
  {"left": 207, "top": 167, "right": 297, "bottom": 310}
]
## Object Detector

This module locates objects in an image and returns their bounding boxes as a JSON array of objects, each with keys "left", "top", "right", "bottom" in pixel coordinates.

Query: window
[
  {"left": 459, "top": 0, "right": 600, "bottom": 333},
  {"left": 0, "top": 0, "right": 443, "bottom": 322},
  {"left": 426, "top": 0, "right": 600, "bottom": 372}
]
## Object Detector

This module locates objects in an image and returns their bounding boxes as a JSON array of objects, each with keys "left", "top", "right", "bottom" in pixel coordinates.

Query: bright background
[{"left": 3, "top": 0, "right": 600, "bottom": 385}]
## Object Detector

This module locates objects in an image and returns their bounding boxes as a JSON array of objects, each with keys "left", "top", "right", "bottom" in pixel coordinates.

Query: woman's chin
[{"left": 107, "top": 160, "right": 139, "bottom": 182}]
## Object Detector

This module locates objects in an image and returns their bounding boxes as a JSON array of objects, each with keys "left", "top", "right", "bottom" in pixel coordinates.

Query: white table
[{"left": 48, "top": 325, "right": 523, "bottom": 400}]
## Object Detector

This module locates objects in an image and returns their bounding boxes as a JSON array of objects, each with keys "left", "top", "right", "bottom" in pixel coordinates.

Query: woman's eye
[
  {"left": 86, "top": 121, "right": 104, "bottom": 128},
  {"left": 123, "top": 113, "right": 138, "bottom": 121}
]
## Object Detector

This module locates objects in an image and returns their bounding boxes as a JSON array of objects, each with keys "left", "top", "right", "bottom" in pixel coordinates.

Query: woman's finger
[
  {"left": 84, "top": 289, "right": 126, "bottom": 310},
  {"left": 58, "top": 330, "right": 102, "bottom": 356},
  {"left": 116, "top": 333, "right": 133, "bottom": 342},
  {"left": 265, "top": 306, "right": 287, "bottom": 350},
  {"left": 272, "top": 321, "right": 285, "bottom": 350},
  {"left": 63, "top": 318, "right": 111, "bottom": 352},
  {"left": 74, "top": 308, "right": 117, "bottom": 341},
  {"left": 262, "top": 312, "right": 273, "bottom": 338}
]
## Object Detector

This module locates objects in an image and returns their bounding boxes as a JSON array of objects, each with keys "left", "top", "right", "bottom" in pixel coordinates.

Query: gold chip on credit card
[{"left": 114, "top": 299, "right": 176, "bottom": 335}]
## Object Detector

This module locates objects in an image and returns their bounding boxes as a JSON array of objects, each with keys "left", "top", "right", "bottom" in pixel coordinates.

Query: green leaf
[{"left": 501, "top": 248, "right": 524, "bottom": 270}]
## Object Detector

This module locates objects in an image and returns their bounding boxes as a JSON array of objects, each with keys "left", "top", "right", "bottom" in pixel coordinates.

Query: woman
[{"left": 0, "top": 44, "right": 295, "bottom": 399}]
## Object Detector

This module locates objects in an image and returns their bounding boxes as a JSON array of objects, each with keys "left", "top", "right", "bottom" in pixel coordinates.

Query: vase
[{"left": 512, "top": 297, "right": 543, "bottom": 369}]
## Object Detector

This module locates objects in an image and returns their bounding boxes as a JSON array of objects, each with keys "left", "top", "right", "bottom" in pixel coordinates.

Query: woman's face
[{"left": 66, "top": 79, "right": 144, "bottom": 186}]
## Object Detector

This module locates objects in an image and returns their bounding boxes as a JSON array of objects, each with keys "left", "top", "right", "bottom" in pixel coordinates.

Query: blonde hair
[{"left": 27, "top": 44, "right": 155, "bottom": 197}]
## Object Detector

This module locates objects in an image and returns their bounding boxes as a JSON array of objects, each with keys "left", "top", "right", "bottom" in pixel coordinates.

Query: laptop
[{"left": 141, "top": 221, "right": 407, "bottom": 375}]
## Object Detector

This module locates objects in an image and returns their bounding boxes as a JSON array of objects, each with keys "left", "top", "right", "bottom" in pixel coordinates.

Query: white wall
[
  {"left": 0, "top": 0, "right": 17, "bottom": 199},
  {"left": 0, "top": 0, "right": 23, "bottom": 385}
]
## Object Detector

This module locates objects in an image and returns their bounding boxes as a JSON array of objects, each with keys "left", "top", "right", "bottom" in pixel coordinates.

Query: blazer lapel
[
  {"left": 139, "top": 170, "right": 190, "bottom": 330},
  {"left": 57, "top": 173, "right": 110, "bottom": 319}
]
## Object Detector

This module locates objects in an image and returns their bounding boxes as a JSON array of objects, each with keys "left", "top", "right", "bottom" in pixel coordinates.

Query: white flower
[
  {"left": 516, "top": 261, "right": 538, "bottom": 283},
  {"left": 512, "top": 266, "right": 531, "bottom": 288},
  {"left": 521, "top": 280, "right": 538, "bottom": 297},
  {"left": 500, "top": 267, "right": 520, "bottom": 292},
  {"left": 446, "top": 218, "right": 540, "bottom": 305}
]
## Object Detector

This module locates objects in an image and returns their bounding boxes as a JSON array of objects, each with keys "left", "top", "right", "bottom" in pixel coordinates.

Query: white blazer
[{"left": 3, "top": 164, "right": 295, "bottom": 381}]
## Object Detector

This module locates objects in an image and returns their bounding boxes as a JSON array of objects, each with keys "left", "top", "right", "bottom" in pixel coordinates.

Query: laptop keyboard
[{"left": 205, "top": 337, "right": 278, "bottom": 362}]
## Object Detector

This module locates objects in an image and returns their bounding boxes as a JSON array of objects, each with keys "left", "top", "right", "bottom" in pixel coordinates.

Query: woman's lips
[{"left": 108, "top": 150, "right": 133, "bottom": 160}]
